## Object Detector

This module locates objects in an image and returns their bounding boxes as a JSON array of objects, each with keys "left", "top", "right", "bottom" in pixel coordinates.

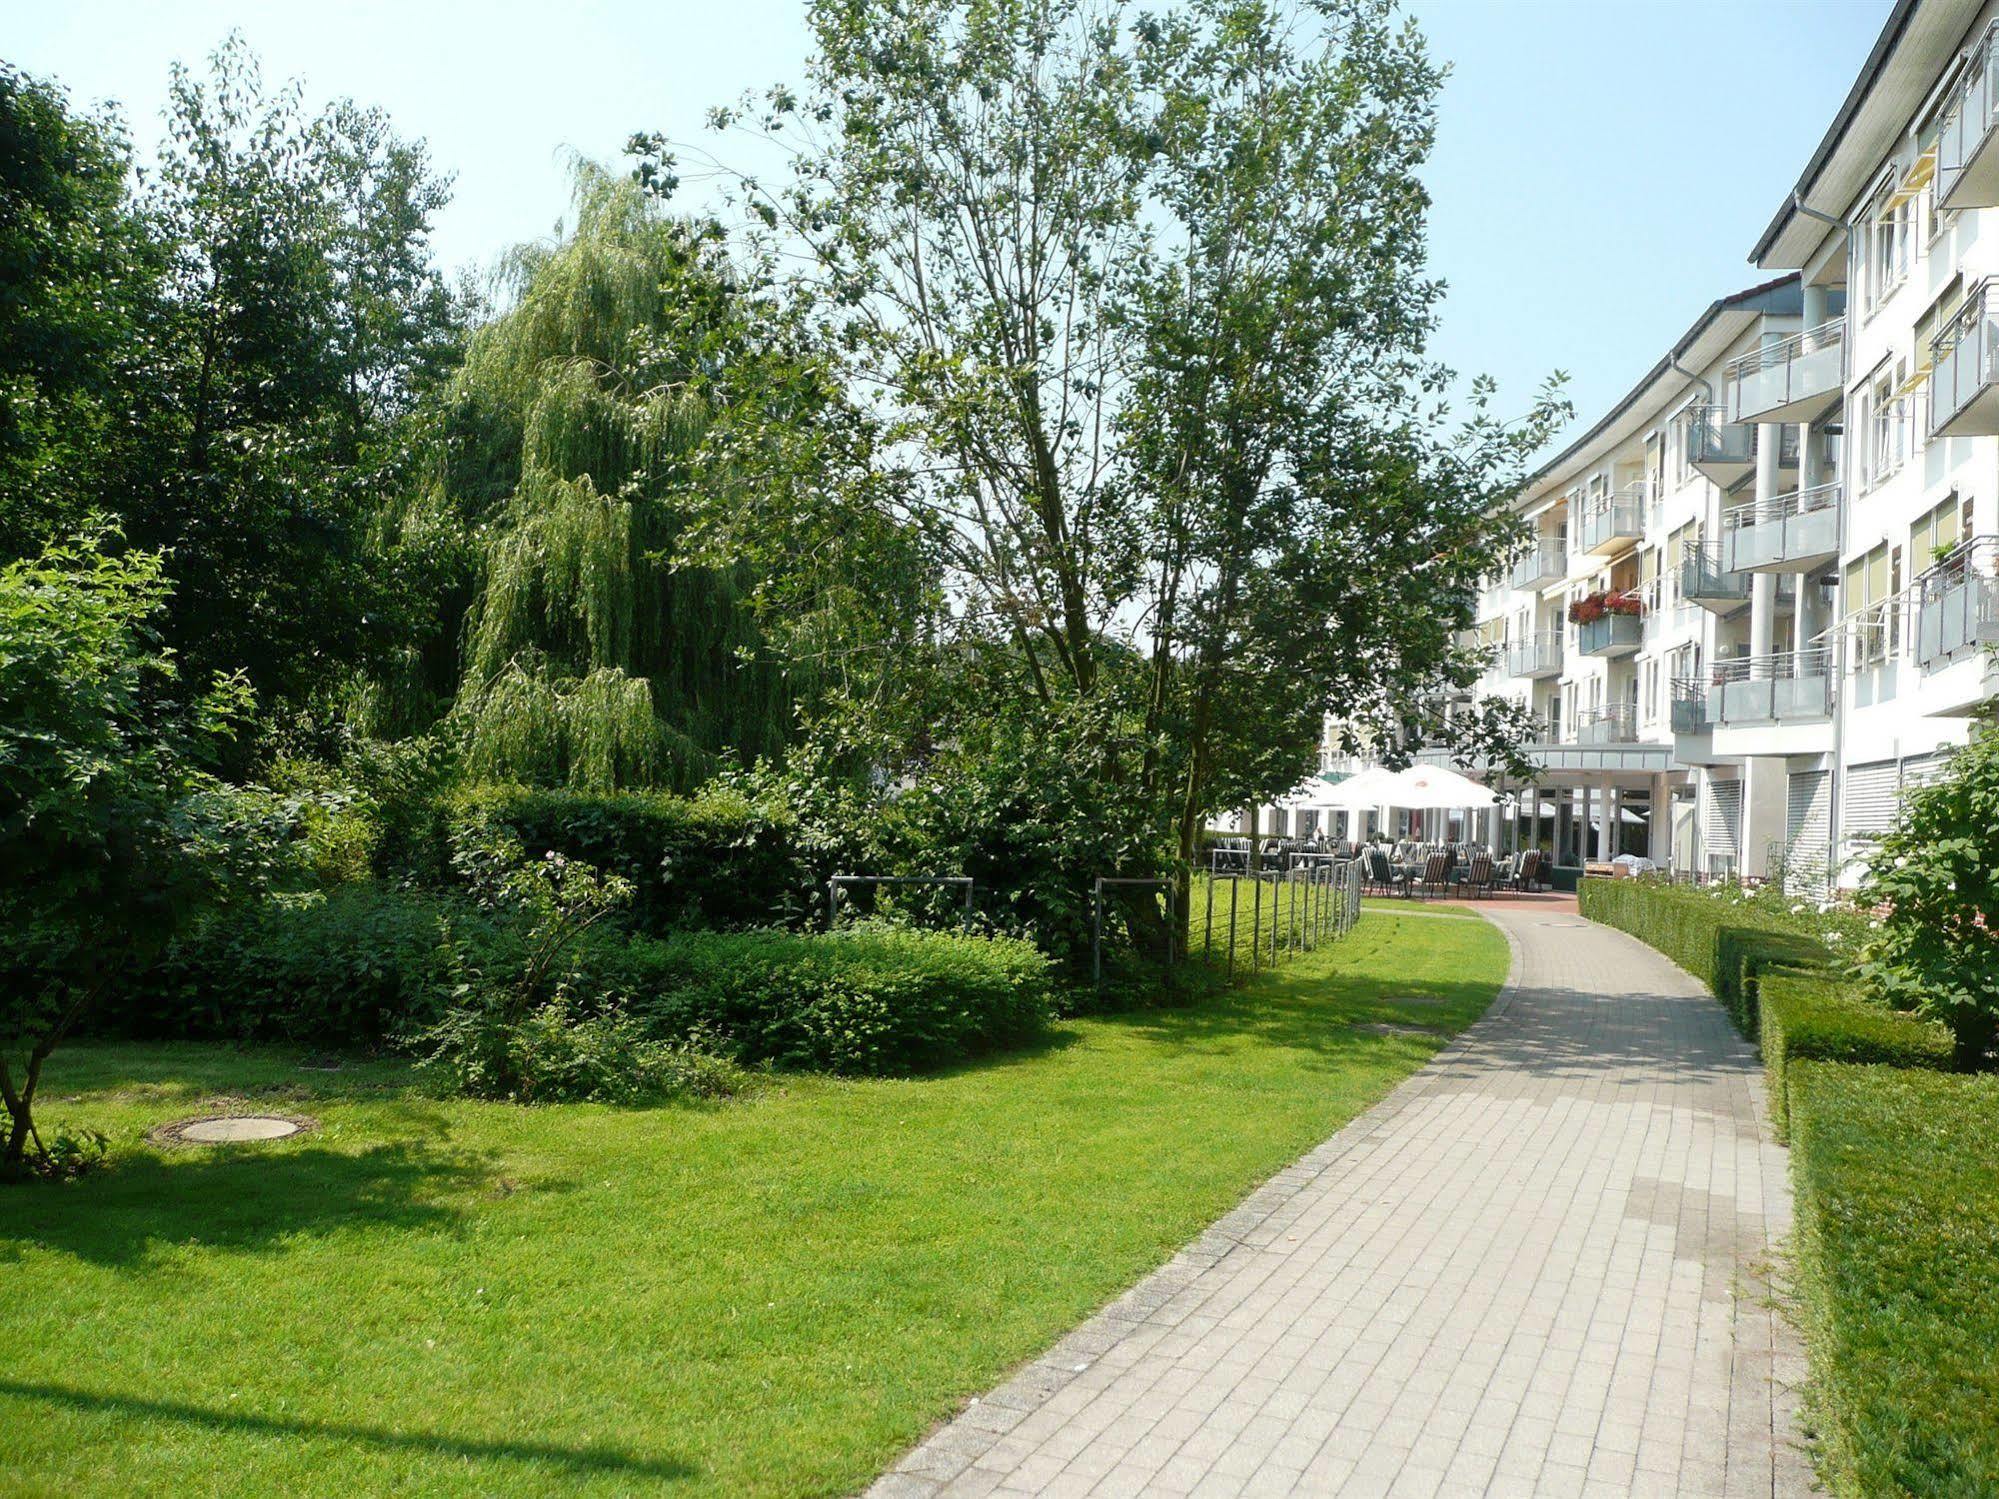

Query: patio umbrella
[
  {"left": 1375, "top": 764, "right": 1502, "bottom": 811},
  {"left": 1307, "top": 764, "right": 1405, "bottom": 809}
]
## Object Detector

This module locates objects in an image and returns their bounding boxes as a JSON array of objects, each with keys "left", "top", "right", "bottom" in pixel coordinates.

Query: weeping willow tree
[{"left": 372, "top": 164, "right": 816, "bottom": 790}]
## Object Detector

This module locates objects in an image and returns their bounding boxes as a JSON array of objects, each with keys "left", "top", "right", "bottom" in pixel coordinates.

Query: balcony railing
[
  {"left": 1579, "top": 483, "right": 1647, "bottom": 554},
  {"left": 1683, "top": 406, "right": 1798, "bottom": 485},
  {"left": 1677, "top": 542, "right": 1749, "bottom": 612},
  {"left": 1669, "top": 679, "right": 1710, "bottom": 736},
  {"left": 1724, "top": 318, "right": 1845, "bottom": 425},
  {"left": 1721, "top": 481, "right": 1840, "bottom": 573},
  {"left": 1929, "top": 281, "right": 1999, "bottom": 438},
  {"left": 1504, "top": 630, "right": 1564, "bottom": 679},
  {"left": 1939, "top": 20, "right": 1999, "bottom": 211},
  {"left": 1573, "top": 704, "right": 1638, "bottom": 745},
  {"left": 1509, "top": 541, "right": 1567, "bottom": 591},
  {"left": 1576, "top": 611, "right": 1643, "bottom": 657},
  {"left": 1915, "top": 536, "right": 1999, "bottom": 669},
  {"left": 1705, "top": 649, "right": 1833, "bottom": 726}
]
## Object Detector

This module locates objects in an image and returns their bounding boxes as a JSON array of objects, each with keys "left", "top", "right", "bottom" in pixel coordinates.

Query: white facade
[{"left": 1444, "top": 0, "right": 1999, "bottom": 889}]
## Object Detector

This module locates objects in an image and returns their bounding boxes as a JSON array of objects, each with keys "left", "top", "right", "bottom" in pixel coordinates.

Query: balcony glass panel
[
  {"left": 1929, "top": 281, "right": 1999, "bottom": 438},
  {"left": 1504, "top": 631, "right": 1564, "bottom": 678},
  {"left": 1576, "top": 612, "right": 1642, "bottom": 656},
  {"left": 1724, "top": 318, "right": 1844, "bottom": 425},
  {"left": 1677, "top": 543, "right": 1749, "bottom": 611},
  {"left": 1721, "top": 482, "right": 1840, "bottom": 573},
  {"left": 1670, "top": 681, "right": 1710, "bottom": 736},
  {"left": 1704, "top": 650, "right": 1833, "bottom": 725},
  {"left": 1915, "top": 538, "right": 1999, "bottom": 668},
  {"left": 1573, "top": 705, "right": 1637, "bottom": 745},
  {"left": 1939, "top": 22, "right": 1999, "bottom": 211},
  {"left": 1580, "top": 486, "right": 1647, "bottom": 554},
  {"left": 1509, "top": 543, "right": 1567, "bottom": 591}
]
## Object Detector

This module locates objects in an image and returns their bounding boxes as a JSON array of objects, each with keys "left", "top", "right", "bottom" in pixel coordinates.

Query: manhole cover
[{"left": 151, "top": 1113, "right": 314, "bottom": 1147}]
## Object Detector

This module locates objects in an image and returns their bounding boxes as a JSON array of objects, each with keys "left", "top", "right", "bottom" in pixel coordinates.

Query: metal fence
[{"left": 1195, "top": 858, "right": 1363, "bottom": 979}]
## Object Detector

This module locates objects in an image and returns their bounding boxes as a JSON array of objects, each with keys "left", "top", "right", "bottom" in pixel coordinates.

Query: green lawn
[{"left": 0, "top": 909, "right": 1506, "bottom": 1497}]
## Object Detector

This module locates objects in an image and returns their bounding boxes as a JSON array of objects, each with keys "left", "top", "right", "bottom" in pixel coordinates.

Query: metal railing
[
  {"left": 1938, "top": 19, "right": 1999, "bottom": 209},
  {"left": 1684, "top": 407, "right": 1799, "bottom": 471},
  {"left": 1721, "top": 481, "right": 1841, "bottom": 573},
  {"left": 1929, "top": 280, "right": 1999, "bottom": 437},
  {"left": 1572, "top": 703, "right": 1638, "bottom": 745},
  {"left": 1721, "top": 480, "right": 1840, "bottom": 531},
  {"left": 1677, "top": 542, "right": 1748, "bottom": 607},
  {"left": 1914, "top": 535, "right": 1999, "bottom": 668},
  {"left": 1724, "top": 318, "right": 1845, "bottom": 423},
  {"left": 1580, "top": 483, "right": 1647, "bottom": 553},
  {"left": 1706, "top": 648, "right": 1833, "bottom": 724},
  {"left": 1504, "top": 630, "right": 1564, "bottom": 678},
  {"left": 1669, "top": 678, "right": 1710, "bottom": 735},
  {"left": 1509, "top": 541, "right": 1567, "bottom": 591}
]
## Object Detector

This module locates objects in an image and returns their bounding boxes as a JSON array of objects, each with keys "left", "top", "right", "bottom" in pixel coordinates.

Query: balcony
[
  {"left": 1915, "top": 538, "right": 1999, "bottom": 669},
  {"left": 1509, "top": 541, "right": 1567, "bottom": 591},
  {"left": 1572, "top": 704, "right": 1638, "bottom": 745},
  {"left": 1677, "top": 543, "right": 1749, "bottom": 613},
  {"left": 1938, "top": 22, "right": 1999, "bottom": 211},
  {"left": 1669, "top": 680, "right": 1710, "bottom": 737},
  {"left": 1706, "top": 649, "right": 1833, "bottom": 726},
  {"left": 1504, "top": 631, "right": 1563, "bottom": 679},
  {"left": 1683, "top": 406, "right": 1798, "bottom": 489},
  {"left": 1929, "top": 282, "right": 1999, "bottom": 438},
  {"left": 1576, "top": 610, "right": 1643, "bottom": 657},
  {"left": 1724, "top": 318, "right": 1844, "bottom": 425},
  {"left": 1579, "top": 483, "right": 1646, "bottom": 556},
  {"left": 1720, "top": 482, "right": 1840, "bottom": 574}
]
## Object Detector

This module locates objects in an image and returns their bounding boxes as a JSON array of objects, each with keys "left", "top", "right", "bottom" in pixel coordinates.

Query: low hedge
[
  {"left": 1578, "top": 877, "right": 1830, "bottom": 1034},
  {"left": 448, "top": 783, "right": 817, "bottom": 933},
  {"left": 1757, "top": 968, "right": 1952, "bottom": 1140},
  {"left": 588, "top": 925, "right": 1056, "bottom": 1075},
  {"left": 1788, "top": 1062, "right": 1999, "bottom": 1496}
]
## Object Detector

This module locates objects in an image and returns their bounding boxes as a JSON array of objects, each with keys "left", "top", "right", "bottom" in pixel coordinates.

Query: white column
[
  {"left": 1752, "top": 421, "right": 1780, "bottom": 659},
  {"left": 1650, "top": 771, "right": 1672, "bottom": 864},
  {"left": 1596, "top": 776, "right": 1615, "bottom": 861}
]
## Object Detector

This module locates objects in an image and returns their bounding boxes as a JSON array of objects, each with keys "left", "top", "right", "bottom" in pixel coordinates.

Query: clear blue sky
[{"left": 10, "top": 0, "right": 1890, "bottom": 451}]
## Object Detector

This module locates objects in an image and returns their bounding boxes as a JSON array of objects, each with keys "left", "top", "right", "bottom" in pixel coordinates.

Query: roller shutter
[
  {"left": 1703, "top": 779, "right": 1741, "bottom": 868},
  {"left": 1842, "top": 760, "right": 1900, "bottom": 839},
  {"left": 1785, "top": 770, "right": 1831, "bottom": 894}
]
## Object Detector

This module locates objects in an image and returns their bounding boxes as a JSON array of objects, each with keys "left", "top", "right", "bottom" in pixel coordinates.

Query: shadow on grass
[
  {"left": 0, "top": 1379, "right": 694, "bottom": 1484},
  {"left": 0, "top": 1141, "right": 494, "bottom": 1268}
]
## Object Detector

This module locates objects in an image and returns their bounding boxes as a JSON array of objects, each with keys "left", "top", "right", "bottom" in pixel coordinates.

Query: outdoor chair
[
  {"left": 1417, "top": 850, "right": 1452, "bottom": 899},
  {"left": 1510, "top": 848, "right": 1542, "bottom": 892},
  {"left": 1455, "top": 851, "right": 1495, "bottom": 899},
  {"left": 1366, "top": 847, "right": 1409, "bottom": 898}
]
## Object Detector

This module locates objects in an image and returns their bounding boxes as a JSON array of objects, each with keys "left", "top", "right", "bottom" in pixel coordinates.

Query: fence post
[
  {"left": 1227, "top": 875, "right": 1238, "bottom": 977},
  {"left": 1091, "top": 878, "right": 1103, "bottom": 992},
  {"left": 1204, "top": 874, "right": 1215, "bottom": 960},
  {"left": 1251, "top": 873, "right": 1263, "bottom": 971}
]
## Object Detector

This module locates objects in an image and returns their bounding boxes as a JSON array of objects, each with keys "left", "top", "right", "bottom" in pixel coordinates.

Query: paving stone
[{"left": 865, "top": 906, "right": 1811, "bottom": 1498}]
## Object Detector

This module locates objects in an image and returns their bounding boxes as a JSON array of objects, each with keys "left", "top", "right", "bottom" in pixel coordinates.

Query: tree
[
  {"left": 1863, "top": 726, "right": 1999, "bottom": 1070},
  {"left": 664, "top": 0, "right": 1562, "bottom": 925},
  {"left": 0, "top": 526, "right": 252, "bottom": 1178},
  {"left": 0, "top": 66, "right": 165, "bottom": 559}
]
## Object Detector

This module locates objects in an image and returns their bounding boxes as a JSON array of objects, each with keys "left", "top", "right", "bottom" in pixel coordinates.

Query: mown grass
[
  {"left": 0, "top": 909, "right": 1505, "bottom": 1498},
  {"left": 1788, "top": 1062, "right": 1999, "bottom": 1496}
]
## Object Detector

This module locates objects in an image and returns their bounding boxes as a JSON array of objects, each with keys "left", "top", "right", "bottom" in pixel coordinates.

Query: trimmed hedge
[
  {"left": 449, "top": 783, "right": 817, "bottom": 933},
  {"left": 587, "top": 925, "right": 1056, "bottom": 1075},
  {"left": 1789, "top": 1062, "right": 1999, "bottom": 1496},
  {"left": 1757, "top": 968, "right": 1952, "bottom": 1140},
  {"left": 1577, "top": 877, "right": 1829, "bottom": 1034}
]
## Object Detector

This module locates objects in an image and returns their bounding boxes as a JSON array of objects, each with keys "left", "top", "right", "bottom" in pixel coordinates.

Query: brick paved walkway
[{"left": 870, "top": 905, "right": 1808, "bottom": 1498}]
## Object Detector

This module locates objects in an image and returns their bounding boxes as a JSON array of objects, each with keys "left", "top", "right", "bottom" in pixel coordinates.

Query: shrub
[
  {"left": 1757, "top": 968, "right": 1951, "bottom": 1139},
  {"left": 137, "top": 882, "right": 490, "bottom": 1046},
  {"left": 1578, "top": 877, "right": 1833, "bottom": 1034},
  {"left": 447, "top": 782, "right": 817, "bottom": 932},
  {"left": 1861, "top": 728, "right": 1999, "bottom": 1069},
  {"left": 1788, "top": 1062, "right": 1999, "bottom": 1495},
  {"left": 584, "top": 924, "right": 1056, "bottom": 1074},
  {"left": 419, "top": 994, "right": 750, "bottom": 1104}
]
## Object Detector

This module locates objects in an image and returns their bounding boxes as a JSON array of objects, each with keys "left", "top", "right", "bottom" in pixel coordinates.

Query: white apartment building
[{"left": 1440, "top": 0, "right": 1999, "bottom": 889}]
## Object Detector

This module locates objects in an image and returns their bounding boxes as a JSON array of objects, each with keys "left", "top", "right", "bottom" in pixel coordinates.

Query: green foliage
[
  {"left": 1756, "top": 968, "right": 1951, "bottom": 1140},
  {"left": 589, "top": 925, "right": 1056, "bottom": 1075},
  {"left": 1576, "top": 877, "right": 1838, "bottom": 1034},
  {"left": 1861, "top": 728, "right": 1999, "bottom": 1069},
  {"left": 0, "top": 526, "right": 255, "bottom": 1174},
  {"left": 419, "top": 994, "right": 749, "bottom": 1104},
  {"left": 1788, "top": 1063, "right": 1999, "bottom": 1496},
  {"left": 448, "top": 781, "right": 817, "bottom": 932}
]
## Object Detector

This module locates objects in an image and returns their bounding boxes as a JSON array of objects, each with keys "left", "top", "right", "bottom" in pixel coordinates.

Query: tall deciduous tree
[{"left": 665, "top": 0, "right": 1562, "bottom": 915}]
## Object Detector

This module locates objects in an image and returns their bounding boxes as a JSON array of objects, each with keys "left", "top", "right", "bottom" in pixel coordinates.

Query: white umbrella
[
  {"left": 1309, "top": 764, "right": 1405, "bottom": 810},
  {"left": 1376, "top": 764, "right": 1502, "bottom": 811}
]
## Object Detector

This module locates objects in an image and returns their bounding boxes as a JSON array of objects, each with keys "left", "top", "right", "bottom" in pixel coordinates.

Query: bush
[
  {"left": 419, "top": 994, "right": 750, "bottom": 1104},
  {"left": 1861, "top": 728, "right": 1999, "bottom": 1069},
  {"left": 447, "top": 783, "right": 817, "bottom": 932},
  {"left": 1757, "top": 968, "right": 1951, "bottom": 1139},
  {"left": 1578, "top": 877, "right": 1835, "bottom": 1034},
  {"left": 1788, "top": 1062, "right": 1999, "bottom": 1495},
  {"left": 135, "top": 882, "right": 490, "bottom": 1046},
  {"left": 582, "top": 924, "right": 1056, "bottom": 1074}
]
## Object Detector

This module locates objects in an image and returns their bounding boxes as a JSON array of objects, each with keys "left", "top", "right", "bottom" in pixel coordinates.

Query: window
[
  {"left": 1864, "top": 177, "right": 1914, "bottom": 313},
  {"left": 1866, "top": 360, "right": 1910, "bottom": 488},
  {"left": 1844, "top": 541, "right": 1896, "bottom": 666},
  {"left": 1912, "top": 492, "right": 1963, "bottom": 566}
]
